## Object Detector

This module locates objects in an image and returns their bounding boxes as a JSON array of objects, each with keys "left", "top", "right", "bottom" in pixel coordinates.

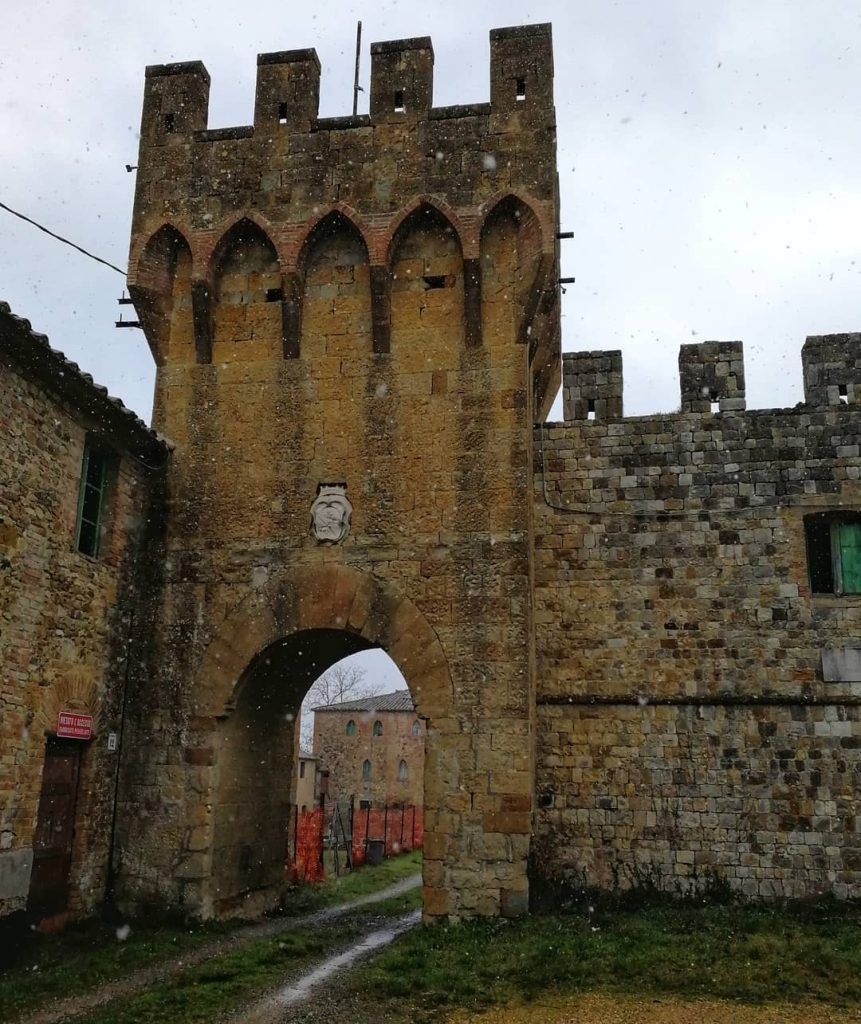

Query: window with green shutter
[
  {"left": 75, "top": 445, "right": 109, "bottom": 557},
  {"left": 805, "top": 514, "right": 861, "bottom": 595}
]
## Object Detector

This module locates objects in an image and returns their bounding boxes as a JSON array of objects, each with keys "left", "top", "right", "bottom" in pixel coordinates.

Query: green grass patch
[
  {"left": 78, "top": 923, "right": 361, "bottom": 1024},
  {"left": 0, "top": 917, "right": 237, "bottom": 1021},
  {"left": 0, "top": 851, "right": 421, "bottom": 1020},
  {"left": 283, "top": 849, "right": 422, "bottom": 915},
  {"left": 353, "top": 901, "right": 861, "bottom": 1019}
]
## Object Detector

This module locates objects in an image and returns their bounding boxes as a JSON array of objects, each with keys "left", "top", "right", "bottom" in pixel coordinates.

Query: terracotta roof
[
  {"left": 313, "top": 689, "right": 415, "bottom": 714},
  {"left": 0, "top": 300, "right": 170, "bottom": 465}
]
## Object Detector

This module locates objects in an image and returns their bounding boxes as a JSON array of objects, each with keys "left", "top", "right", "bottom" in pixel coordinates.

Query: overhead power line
[{"left": 0, "top": 199, "right": 126, "bottom": 276}]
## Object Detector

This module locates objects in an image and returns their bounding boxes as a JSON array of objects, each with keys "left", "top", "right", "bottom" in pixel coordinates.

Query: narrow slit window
[
  {"left": 362, "top": 759, "right": 372, "bottom": 782},
  {"left": 515, "top": 77, "right": 526, "bottom": 101},
  {"left": 373, "top": 720, "right": 383, "bottom": 737},
  {"left": 394, "top": 90, "right": 405, "bottom": 112},
  {"left": 587, "top": 399, "right": 596, "bottom": 422},
  {"left": 839, "top": 384, "right": 849, "bottom": 404},
  {"left": 75, "top": 445, "right": 109, "bottom": 558},
  {"left": 299, "top": 761, "right": 306, "bottom": 779},
  {"left": 278, "top": 102, "right": 289, "bottom": 124},
  {"left": 398, "top": 759, "right": 408, "bottom": 782},
  {"left": 164, "top": 112, "right": 176, "bottom": 134}
]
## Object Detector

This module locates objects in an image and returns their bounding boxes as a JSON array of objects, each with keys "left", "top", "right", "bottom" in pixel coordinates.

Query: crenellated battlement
[
  {"left": 129, "top": 24, "right": 560, "bottom": 417},
  {"left": 560, "top": 335, "right": 861, "bottom": 424},
  {"left": 140, "top": 25, "right": 553, "bottom": 142}
]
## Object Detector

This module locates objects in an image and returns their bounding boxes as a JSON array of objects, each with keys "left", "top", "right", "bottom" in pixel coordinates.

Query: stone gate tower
[{"left": 118, "top": 25, "right": 560, "bottom": 920}]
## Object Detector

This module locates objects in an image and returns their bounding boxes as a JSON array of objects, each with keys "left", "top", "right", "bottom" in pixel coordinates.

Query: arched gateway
[
  {"left": 196, "top": 565, "right": 452, "bottom": 919},
  {"left": 115, "top": 24, "right": 559, "bottom": 921}
]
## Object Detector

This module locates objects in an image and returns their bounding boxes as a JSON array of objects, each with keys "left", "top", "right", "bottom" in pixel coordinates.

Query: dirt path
[
  {"left": 12, "top": 873, "right": 421, "bottom": 1024},
  {"left": 445, "top": 993, "right": 861, "bottom": 1023},
  {"left": 233, "top": 909, "right": 421, "bottom": 1024}
]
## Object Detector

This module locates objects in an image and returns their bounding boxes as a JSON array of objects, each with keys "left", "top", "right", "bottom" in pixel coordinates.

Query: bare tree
[{"left": 300, "top": 659, "right": 377, "bottom": 750}]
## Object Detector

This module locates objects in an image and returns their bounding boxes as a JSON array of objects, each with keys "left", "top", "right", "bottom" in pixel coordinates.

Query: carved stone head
[{"left": 310, "top": 483, "right": 352, "bottom": 544}]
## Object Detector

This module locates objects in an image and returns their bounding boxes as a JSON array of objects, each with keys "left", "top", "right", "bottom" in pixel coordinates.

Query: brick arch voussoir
[
  {"left": 197, "top": 565, "right": 451, "bottom": 723},
  {"left": 385, "top": 195, "right": 467, "bottom": 267},
  {"left": 129, "top": 219, "right": 194, "bottom": 288},
  {"left": 290, "top": 203, "right": 373, "bottom": 272},
  {"left": 479, "top": 190, "right": 553, "bottom": 255},
  {"left": 204, "top": 210, "right": 285, "bottom": 281}
]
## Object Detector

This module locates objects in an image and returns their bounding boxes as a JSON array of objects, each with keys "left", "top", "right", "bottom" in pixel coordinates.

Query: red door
[{"left": 27, "top": 737, "right": 82, "bottom": 916}]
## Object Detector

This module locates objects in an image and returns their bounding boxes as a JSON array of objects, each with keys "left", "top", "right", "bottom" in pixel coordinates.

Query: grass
[
  {"left": 78, "top": 923, "right": 360, "bottom": 1024},
  {"left": 352, "top": 900, "right": 861, "bottom": 1020},
  {"left": 0, "top": 850, "right": 422, "bottom": 1021},
  {"left": 0, "top": 917, "right": 237, "bottom": 1021}
]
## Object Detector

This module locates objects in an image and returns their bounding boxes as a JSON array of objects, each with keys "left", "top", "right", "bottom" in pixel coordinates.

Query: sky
[{"left": 3, "top": 0, "right": 860, "bottom": 692}]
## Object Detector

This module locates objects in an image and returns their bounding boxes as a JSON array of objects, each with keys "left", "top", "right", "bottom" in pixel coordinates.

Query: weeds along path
[
  {"left": 230, "top": 909, "right": 421, "bottom": 1024},
  {"left": 12, "top": 873, "right": 422, "bottom": 1024}
]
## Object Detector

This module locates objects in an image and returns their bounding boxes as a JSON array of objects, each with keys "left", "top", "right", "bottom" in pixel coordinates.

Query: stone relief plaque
[{"left": 310, "top": 483, "right": 352, "bottom": 544}]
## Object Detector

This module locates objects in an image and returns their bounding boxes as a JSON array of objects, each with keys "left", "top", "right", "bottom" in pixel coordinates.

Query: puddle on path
[{"left": 243, "top": 909, "right": 420, "bottom": 1022}]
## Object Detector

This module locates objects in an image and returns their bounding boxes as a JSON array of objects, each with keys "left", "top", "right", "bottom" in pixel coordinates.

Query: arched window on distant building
[
  {"left": 398, "top": 759, "right": 408, "bottom": 782},
  {"left": 411, "top": 720, "right": 420, "bottom": 737},
  {"left": 362, "top": 759, "right": 372, "bottom": 781},
  {"left": 373, "top": 720, "right": 383, "bottom": 737},
  {"left": 346, "top": 719, "right": 356, "bottom": 736}
]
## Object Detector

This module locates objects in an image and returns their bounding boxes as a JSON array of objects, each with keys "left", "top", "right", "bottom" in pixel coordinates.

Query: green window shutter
[
  {"left": 75, "top": 446, "right": 108, "bottom": 557},
  {"left": 838, "top": 522, "right": 861, "bottom": 594}
]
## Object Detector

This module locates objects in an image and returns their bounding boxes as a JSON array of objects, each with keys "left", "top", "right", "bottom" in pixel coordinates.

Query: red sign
[{"left": 57, "top": 711, "right": 93, "bottom": 741}]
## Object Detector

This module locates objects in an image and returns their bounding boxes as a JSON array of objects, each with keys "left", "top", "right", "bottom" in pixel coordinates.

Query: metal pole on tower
[{"left": 352, "top": 21, "right": 363, "bottom": 116}]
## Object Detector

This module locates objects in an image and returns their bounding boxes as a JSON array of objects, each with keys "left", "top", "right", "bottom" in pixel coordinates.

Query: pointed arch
[
  {"left": 386, "top": 197, "right": 465, "bottom": 268},
  {"left": 210, "top": 217, "right": 283, "bottom": 359},
  {"left": 295, "top": 205, "right": 372, "bottom": 273},
  {"left": 479, "top": 191, "right": 548, "bottom": 255},
  {"left": 129, "top": 223, "right": 194, "bottom": 365},
  {"left": 209, "top": 212, "right": 282, "bottom": 278}
]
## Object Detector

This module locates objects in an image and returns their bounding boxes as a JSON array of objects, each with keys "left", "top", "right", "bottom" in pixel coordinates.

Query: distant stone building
[
  {"left": 294, "top": 752, "right": 319, "bottom": 812},
  {"left": 0, "top": 302, "right": 167, "bottom": 921},
  {"left": 312, "top": 691, "right": 424, "bottom": 809}
]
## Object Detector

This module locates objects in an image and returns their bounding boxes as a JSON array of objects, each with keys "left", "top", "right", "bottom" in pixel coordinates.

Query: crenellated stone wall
[{"left": 533, "top": 337, "right": 861, "bottom": 900}]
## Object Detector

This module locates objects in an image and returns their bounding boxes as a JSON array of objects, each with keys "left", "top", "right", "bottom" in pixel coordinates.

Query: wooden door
[{"left": 27, "top": 737, "right": 82, "bottom": 916}]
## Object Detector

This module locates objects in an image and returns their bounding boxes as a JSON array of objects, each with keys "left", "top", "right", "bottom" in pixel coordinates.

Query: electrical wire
[{"left": 0, "top": 199, "right": 126, "bottom": 276}]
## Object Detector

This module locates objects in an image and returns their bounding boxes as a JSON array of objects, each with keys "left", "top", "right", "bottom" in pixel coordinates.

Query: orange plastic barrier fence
[
  {"left": 291, "top": 807, "right": 325, "bottom": 883},
  {"left": 351, "top": 805, "right": 424, "bottom": 867}
]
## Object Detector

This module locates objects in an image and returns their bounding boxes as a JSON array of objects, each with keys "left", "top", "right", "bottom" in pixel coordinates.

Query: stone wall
[
  {"left": 0, "top": 307, "right": 165, "bottom": 919},
  {"left": 533, "top": 337, "right": 861, "bottom": 900},
  {"left": 313, "top": 708, "right": 425, "bottom": 809},
  {"left": 117, "top": 24, "right": 561, "bottom": 922}
]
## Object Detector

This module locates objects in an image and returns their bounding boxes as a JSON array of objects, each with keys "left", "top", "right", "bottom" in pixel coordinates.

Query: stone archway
[{"left": 179, "top": 564, "right": 455, "bottom": 920}]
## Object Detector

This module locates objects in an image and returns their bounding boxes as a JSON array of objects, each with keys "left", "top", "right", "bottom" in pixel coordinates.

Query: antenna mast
[{"left": 352, "top": 20, "right": 362, "bottom": 116}]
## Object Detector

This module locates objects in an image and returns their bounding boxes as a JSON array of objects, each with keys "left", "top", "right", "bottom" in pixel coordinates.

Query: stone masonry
[
  {"left": 115, "top": 23, "right": 560, "bottom": 922},
  {"left": 533, "top": 338, "right": 861, "bottom": 899},
  {"left": 4, "top": 21, "right": 861, "bottom": 928},
  {"left": 0, "top": 302, "right": 167, "bottom": 919},
  {"left": 313, "top": 691, "right": 425, "bottom": 810}
]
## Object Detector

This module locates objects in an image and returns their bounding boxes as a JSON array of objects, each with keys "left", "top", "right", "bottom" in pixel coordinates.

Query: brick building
[
  {"left": 0, "top": 302, "right": 167, "bottom": 921},
  {"left": 2, "top": 21, "right": 861, "bottom": 926},
  {"left": 312, "top": 690, "right": 425, "bottom": 809}
]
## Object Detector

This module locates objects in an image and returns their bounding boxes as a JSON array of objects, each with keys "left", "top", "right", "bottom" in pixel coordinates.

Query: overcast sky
[{"left": 3, "top": 0, "right": 860, "bottom": 691}]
